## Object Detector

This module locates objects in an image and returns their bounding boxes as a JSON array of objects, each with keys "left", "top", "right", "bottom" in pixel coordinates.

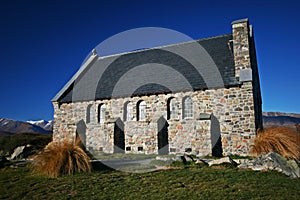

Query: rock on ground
[
  {"left": 206, "top": 156, "right": 238, "bottom": 167},
  {"left": 10, "top": 146, "right": 26, "bottom": 160},
  {"left": 238, "top": 152, "right": 300, "bottom": 178}
]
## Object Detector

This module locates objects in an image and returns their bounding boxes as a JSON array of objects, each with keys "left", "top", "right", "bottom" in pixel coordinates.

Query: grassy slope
[{"left": 0, "top": 164, "right": 299, "bottom": 200}]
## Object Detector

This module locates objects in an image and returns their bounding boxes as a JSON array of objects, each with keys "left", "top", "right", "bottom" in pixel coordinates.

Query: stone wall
[
  {"left": 232, "top": 18, "right": 263, "bottom": 130},
  {"left": 232, "top": 18, "right": 251, "bottom": 78},
  {"left": 53, "top": 82, "right": 256, "bottom": 156}
]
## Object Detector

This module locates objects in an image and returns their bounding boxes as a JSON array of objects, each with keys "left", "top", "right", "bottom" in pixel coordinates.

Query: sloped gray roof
[{"left": 53, "top": 34, "right": 237, "bottom": 103}]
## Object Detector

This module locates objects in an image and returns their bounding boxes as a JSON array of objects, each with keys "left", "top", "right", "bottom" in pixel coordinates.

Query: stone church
[{"left": 52, "top": 18, "right": 262, "bottom": 157}]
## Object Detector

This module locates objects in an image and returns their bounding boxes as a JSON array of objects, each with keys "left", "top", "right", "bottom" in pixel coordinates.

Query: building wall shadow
[
  {"left": 211, "top": 114, "right": 223, "bottom": 157},
  {"left": 157, "top": 116, "right": 169, "bottom": 155}
]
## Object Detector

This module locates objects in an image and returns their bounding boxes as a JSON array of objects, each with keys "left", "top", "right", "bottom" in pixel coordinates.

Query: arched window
[
  {"left": 137, "top": 100, "right": 146, "bottom": 121},
  {"left": 97, "top": 104, "right": 106, "bottom": 123},
  {"left": 167, "top": 97, "right": 178, "bottom": 120},
  {"left": 86, "top": 104, "right": 95, "bottom": 123},
  {"left": 124, "top": 101, "right": 133, "bottom": 121},
  {"left": 183, "top": 97, "right": 193, "bottom": 119}
]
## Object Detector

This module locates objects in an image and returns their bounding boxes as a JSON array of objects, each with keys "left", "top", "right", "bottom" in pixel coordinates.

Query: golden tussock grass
[
  {"left": 295, "top": 124, "right": 300, "bottom": 133},
  {"left": 31, "top": 138, "right": 91, "bottom": 178},
  {"left": 250, "top": 127, "right": 300, "bottom": 160}
]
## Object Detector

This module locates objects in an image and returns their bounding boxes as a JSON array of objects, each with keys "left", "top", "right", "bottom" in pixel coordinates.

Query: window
[
  {"left": 97, "top": 104, "right": 106, "bottom": 123},
  {"left": 126, "top": 146, "right": 131, "bottom": 151},
  {"left": 137, "top": 100, "right": 146, "bottom": 121},
  {"left": 183, "top": 97, "right": 193, "bottom": 119},
  {"left": 124, "top": 101, "right": 133, "bottom": 121},
  {"left": 167, "top": 97, "right": 178, "bottom": 120},
  {"left": 138, "top": 147, "right": 143, "bottom": 151},
  {"left": 86, "top": 104, "right": 95, "bottom": 123}
]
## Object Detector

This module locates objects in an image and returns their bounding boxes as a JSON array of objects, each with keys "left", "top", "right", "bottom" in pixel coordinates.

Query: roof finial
[{"left": 92, "top": 49, "right": 97, "bottom": 56}]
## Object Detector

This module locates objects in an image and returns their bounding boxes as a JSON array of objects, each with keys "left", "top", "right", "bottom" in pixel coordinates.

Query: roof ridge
[
  {"left": 195, "top": 33, "right": 232, "bottom": 42},
  {"left": 98, "top": 33, "right": 232, "bottom": 60}
]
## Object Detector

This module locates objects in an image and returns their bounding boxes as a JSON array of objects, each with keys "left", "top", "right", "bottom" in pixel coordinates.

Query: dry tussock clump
[
  {"left": 295, "top": 124, "right": 300, "bottom": 133},
  {"left": 250, "top": 127, "right": 300, "bottom": 160},
  {"left": 31, "top": 139, "right": 91, "bottom": 178}
]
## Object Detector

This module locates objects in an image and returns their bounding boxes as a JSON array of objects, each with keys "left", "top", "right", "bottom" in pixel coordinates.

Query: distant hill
[
  {"left": 0, "top": 119, "right": 53, "bottom": 156},
  {"left": 0, "top": 118, "right": 52, "bottom": 137},
  {"left": 263, "top": 112, "right": 300, "bottom": 131},
  {"left": 0, "top": 132, "right": 52, "bottom": 155},
  {"left": 263, "top": 112, "right": 300, "bottom": 118},
  {"left": 0, "top": 131, "right": 13, "bottom": 137}
]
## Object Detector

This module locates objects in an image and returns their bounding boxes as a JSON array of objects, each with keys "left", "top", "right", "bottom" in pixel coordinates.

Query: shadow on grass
[{"left": 90, "top": 160, "right": 115, "bottom": 172}]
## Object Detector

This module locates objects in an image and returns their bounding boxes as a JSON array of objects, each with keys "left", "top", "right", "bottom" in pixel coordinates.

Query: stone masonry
[{"left": 53, "top": 82, "right": 257, "bottom": 156}]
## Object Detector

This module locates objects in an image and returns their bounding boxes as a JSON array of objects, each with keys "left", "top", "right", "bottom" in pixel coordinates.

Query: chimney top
[{"left": 231, "top": 18, "right": 248, "bottom": 25}]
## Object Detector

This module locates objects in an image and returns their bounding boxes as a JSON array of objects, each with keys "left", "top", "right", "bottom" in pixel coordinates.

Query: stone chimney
[{"left": 231, "top": 18, "right": 252, "bottom": 80}]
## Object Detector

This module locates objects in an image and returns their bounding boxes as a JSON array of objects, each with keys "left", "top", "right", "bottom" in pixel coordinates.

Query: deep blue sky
[{"left": 0, "top": 0, "right": 299, "bottom": 121}]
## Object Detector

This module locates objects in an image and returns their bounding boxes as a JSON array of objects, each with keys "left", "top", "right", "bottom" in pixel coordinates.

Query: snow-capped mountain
[
  {"left": 0, "top": 118, "right": 52, "bottom": 137},
  {"left": 27, "top": 120, "right": 53, "bottom": 131}
]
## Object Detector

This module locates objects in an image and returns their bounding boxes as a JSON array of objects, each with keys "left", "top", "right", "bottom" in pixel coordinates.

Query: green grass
[{"left": 1, "top": 163, "right": 299, "bottom": 199}]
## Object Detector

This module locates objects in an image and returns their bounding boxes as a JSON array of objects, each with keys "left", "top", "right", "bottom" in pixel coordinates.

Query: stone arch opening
[
  {"left": 137, "top": 100, "right": 146, "bottom": 121},
  {"left": 182, "top": 96, "right": 193, "bottom": 119},
  {"left": 123, "top": 101, "right": 133, "bottom": 121},
  {"left": 167, "top": 97, "right": 179, "bottom": 120},
  {"left": 97, "top": 103, "right": 106, "bottom": 123}
]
